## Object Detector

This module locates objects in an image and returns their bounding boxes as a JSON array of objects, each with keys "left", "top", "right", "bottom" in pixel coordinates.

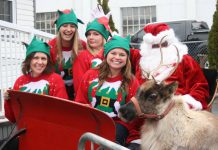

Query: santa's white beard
[{"left": 139, "top": 42, "right": 188, "bottom": 81}]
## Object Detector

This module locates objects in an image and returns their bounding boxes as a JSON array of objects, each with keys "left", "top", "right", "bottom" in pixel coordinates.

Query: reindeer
[{"left": 119, "top": 80, "right": 218, "bottom": 150}]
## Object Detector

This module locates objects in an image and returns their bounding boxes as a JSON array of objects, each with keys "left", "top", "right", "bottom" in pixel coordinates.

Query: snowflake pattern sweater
[
  {"left": 75, "top": 69, "right": 139, "bottom": 129},
  {"left": 4, "top": 73, "right": 68, "bottom": 123}
]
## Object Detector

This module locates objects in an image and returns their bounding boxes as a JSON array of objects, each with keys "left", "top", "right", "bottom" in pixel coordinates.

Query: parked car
[{"left": 130, "top": 20, "right": 210, "bottom": 68}]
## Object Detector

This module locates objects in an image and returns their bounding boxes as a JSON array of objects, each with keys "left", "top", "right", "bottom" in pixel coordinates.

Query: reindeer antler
[
  {"left": 163, "top": 44, "right": 180, "bottom": 80},
  {"left": 141, "top": 35, "right": 180, "bottom": 83},
  {"left": 141, "top": 35, "right": 166, "bottom": 80}
]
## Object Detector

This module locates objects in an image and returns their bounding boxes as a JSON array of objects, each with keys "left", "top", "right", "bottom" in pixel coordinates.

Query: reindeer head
[{"left": 119, "top": 80, "right": 178, "bottom": 122}]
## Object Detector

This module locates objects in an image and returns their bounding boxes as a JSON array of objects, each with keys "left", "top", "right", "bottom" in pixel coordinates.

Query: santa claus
[
  {"left": 135, "top": 23, "right": 209, "bottom": 110},
  {"left": 126, "top": 23, "right": 209, "bottom": 149}
]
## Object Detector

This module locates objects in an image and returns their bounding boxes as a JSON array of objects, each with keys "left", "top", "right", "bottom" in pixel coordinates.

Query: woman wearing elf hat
[
  {"left": 75, "top": 35, "right": 139, "bottom": 146},
  {"left": 4, "top": 37, "right": 68, "bottom": 123},
  {"left": 73, "top": 5, "right": 112, "bottom": 95},
  {"left": 48, "top": 9, "right": 86, "bottom": 100}
]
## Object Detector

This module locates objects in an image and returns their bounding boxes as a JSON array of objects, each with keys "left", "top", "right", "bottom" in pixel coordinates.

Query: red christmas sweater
[
  {"left": 73, "top": 48, "right": 141, "bottom": 95},
  {"left": 73, "top": 49, "right": 104, "bottom": 94},
  {"left": 129, "top": 48, "right": 141, "bottom": 74},
  {"left": 4, "top": 73, "right": 68, "bottom": 123},
  {"left": 75, "top": 69, "right": 139, "bottom": 129},
  {"left": 48, "top": 38, "right": 86, "bottom": 87}
]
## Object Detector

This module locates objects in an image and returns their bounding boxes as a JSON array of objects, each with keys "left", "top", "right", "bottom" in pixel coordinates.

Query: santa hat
[
  {"left": 54, "top": 9, "right": 84, "bottom": 31},
  {"left": 143, "top": 23, "right": 175, "bottom": 44}
]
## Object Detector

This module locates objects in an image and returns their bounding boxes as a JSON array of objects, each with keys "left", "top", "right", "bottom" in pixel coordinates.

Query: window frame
[
  {"left": 35, "top": 12, "right": 57, "bottom": 34},
  {"left": 0, "top": 0, "right": 16, "bottom": 23},
  {"left": 121, "top": 6, "right": 156, "bottom": 36}
]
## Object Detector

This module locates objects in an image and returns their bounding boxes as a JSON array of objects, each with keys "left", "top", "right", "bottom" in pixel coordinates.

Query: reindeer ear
[{"left": 165, "top": 81, "right": 178, "bottom": 95}]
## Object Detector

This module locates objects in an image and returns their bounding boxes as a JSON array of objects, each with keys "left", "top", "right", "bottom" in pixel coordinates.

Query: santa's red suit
[{"left": 127, "top": 23, "right": 209, "bottom": 146}]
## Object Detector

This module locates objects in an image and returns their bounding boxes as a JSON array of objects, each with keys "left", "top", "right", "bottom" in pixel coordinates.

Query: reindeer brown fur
[{"left": 119, "top": 80, "right": 218, "bottom": 150}]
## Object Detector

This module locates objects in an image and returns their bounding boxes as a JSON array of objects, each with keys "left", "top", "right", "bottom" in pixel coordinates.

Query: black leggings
[
  {"left": 115, "top": 123, "right": 128, "bottom": 146},
  {"left": 127, "top": 143, "right": 141, "bottom": 150},
  {"left": 65, "top": 85, "right": 74, "bottom": 100}
]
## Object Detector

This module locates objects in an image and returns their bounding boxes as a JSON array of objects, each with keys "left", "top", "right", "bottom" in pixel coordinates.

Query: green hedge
[{"left": 208, "top": 0, "right": 218, "bottom": 70}]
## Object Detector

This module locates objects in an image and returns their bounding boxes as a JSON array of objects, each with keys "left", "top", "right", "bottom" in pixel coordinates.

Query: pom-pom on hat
[
  {"left": 104, "top": 35, "right": 130, "bottom": 57},
  {"left": 24, "top": 36, "right": 50, "bottom": 59},
  {"left": 143, "top": 23, "right": 174, "bottom": 44},
  {"left": 85, "top": 17, "right": 112, "bottom": 41},
  {"left": 54, "top": 9, "right": 84, "bottom": 31}
]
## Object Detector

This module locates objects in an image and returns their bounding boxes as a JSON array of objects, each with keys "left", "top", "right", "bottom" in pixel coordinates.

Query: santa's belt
[{"left": 152, "top": 41, "right": 168, "bottom": 48}]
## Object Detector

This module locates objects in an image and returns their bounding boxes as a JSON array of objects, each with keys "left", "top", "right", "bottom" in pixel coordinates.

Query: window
[
  {"left": 0, "top": 0, "right": 13, "bottom": 22},
  {"left": 121, "top": 6, "right": 156, "bottom": 36},
  {"left": 167, "top": 22, "right": 186, "bottom": 41},
  {"left": 192, "top": 22, "right": 209, "bottom": 30},
  {"left": 36, "top": 12, "right": 57, "bottom": 34}
]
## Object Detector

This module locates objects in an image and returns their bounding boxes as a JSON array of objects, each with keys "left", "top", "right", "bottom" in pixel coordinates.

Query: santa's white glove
[
  {"left": 90, "top": 5, "right": 111, "bottom": 21},
  {"left": 182, "top": 94, "right": 202, "bottom": 110}
]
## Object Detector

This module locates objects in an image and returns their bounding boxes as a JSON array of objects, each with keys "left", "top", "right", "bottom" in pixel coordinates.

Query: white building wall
[
  {"left": 35, "top": 0, "right": 216, "bottom": 37},
  {"left": 35, "top": 0, "right": 97, "bottom": 40},
  {"left": 195, "top": 0, "right": 216, "bottom": 26},
  {"left": 36, "top": 0, "right": 73, "bottom": 12},
  {"left": 16, "top": 0, "right": 35, "bottom": 28},
  {"left": 72, "top": 0, "right": 98, "bottom": 40},
  {"left": 156, "top": 0, "right": 187, "bottom": 21},
  {"left": 108, "top": 0, "right": 216, "bottom": 35}
]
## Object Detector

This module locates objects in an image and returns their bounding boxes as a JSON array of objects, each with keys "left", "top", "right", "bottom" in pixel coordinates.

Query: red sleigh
[{"left": 1, "top": 90, "right": 128, "bottom": 150}]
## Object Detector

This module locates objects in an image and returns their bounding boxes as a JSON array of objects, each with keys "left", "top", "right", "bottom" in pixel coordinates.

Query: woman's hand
[{"left": 3, "top": 89, "right": 10, "bottom": 101}]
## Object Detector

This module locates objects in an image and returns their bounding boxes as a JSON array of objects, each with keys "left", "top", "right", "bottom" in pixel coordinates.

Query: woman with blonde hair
[
  {"left": 48, "top": 9, "right": 86, "bottom": 100},
  {"left": 73, "top": 6, "right": 112, "bottom": 95}
]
